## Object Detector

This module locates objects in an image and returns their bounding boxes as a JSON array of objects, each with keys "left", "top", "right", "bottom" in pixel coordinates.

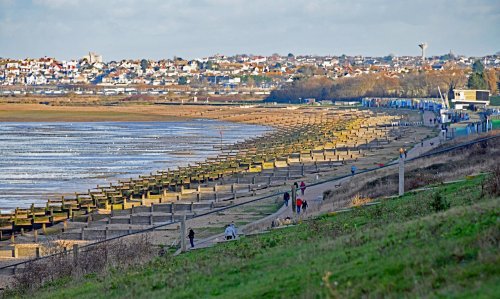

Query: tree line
[{"left": 266, "top": 61, "right": 498, "bottom": 103}]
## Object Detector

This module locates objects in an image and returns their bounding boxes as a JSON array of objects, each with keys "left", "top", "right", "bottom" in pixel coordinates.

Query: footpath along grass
[{"left": 18, "top": 176, "right": 500, "bottom": 298}]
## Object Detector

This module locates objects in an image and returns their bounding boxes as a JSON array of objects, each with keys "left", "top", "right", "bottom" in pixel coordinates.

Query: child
[
  {"left": 302, "top": 200, "right": 308, "bottom": 213},
  {"left": 296, "top": 198, "right": 303, "bottom": 215}
]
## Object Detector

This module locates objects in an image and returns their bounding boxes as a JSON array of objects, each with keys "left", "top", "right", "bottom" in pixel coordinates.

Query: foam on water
[{"left": 0, "top": 120, "right": 270, "bottom": 209}]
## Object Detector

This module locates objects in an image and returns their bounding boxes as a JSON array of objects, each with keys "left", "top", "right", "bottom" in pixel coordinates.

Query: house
[{"left": 452, "top": 89, "right": 490, "bottom": 108}]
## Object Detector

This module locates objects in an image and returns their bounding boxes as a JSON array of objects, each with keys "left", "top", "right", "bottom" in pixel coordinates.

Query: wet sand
[{"left": 0, "top": 104, "right": 192, "bottom": 122}]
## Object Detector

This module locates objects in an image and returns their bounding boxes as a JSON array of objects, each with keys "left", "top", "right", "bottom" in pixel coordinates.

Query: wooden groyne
[{"left": 0, "top": 107, "right": 402, "bottom": 240}]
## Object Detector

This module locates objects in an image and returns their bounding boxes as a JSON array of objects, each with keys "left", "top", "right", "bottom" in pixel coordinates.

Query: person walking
[
  {"left": 283, "top": 191, "right": 290, "bottom": 207},
  {"left": 300, "top": 181, "right": 306, "bottom": 195},
  {"left": 230, "top": 222, "right": 237, "bottom": 239},
  {"left": 224, "top": 225, "right": 234, "bottom": 240},
  {"left": 296, "top": 198, "right": 303, "bottom": 215},
  {"left": 351, "top": 165, "right": 357, "bottom": 176},
  {"left": 188, "top": 228, "right": 195, "bottom": 248},
  {"left": 302, "top": 200, "right": 308, "bottom": 214}
]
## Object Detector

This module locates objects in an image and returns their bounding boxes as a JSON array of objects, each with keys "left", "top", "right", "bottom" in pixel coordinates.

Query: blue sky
[{"left": 1, "top": 0, "right": 499, "bottom": 61}]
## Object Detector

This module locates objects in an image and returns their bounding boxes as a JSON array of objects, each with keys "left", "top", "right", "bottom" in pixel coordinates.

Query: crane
[{"left": 437, "top": 86, "right": 449, "bottom": 109}]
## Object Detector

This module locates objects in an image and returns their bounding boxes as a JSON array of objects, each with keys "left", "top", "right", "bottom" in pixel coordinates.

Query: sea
[{"left": 0, "top": 120, "right": 270, "bottom": 211}]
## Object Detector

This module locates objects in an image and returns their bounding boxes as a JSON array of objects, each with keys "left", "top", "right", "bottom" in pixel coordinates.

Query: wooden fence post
[
  {"left": 180, "top": 214, "right": 187, "bottom": 252},
  {"left": 399, "top": 155, "right": 405, "bottom": 196},
  {"left": 291, "top": 185, "right": 297, "bottom": 213},
  {"left": 73, "top": 244, "right": 79, "bottom": 265}
]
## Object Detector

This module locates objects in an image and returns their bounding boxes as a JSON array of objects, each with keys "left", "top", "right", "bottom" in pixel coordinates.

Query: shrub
[
  {"left": 485, "top": 161, "right": 500, "bottom": 196},
  {"left": 9, "top": 234, "right": 155, "bottom": 294},
  {"left": 350, "top": 194, "right": 372, "bottom": 207},
  {"left": 430, "top": 192, "right": 450, "bottom": 212}
]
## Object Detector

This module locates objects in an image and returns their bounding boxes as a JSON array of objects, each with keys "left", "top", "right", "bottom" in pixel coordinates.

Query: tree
[
  {"left": 472, "top": 60, "right": 485, "bottom": 74},
  {"left": 140, "top": 59, "right": 149, "bottom": 72},
  {"left": 468, "top": 60, "right": 488, "bottom": 90},
  {"left": 484, "top": 69, "right": 498, "bottom": 94},
  {"left": 383, "top": 54, "right": 394, "bottom": 62},
  {"left": 178, "top": 77, "right": 188, "bottom": 85},
  {"left": 247, "top": 76, "right": 255, "bottom": 88},
  {"left": 468, "top": 73, "right": 488, "bottom": 90},
  {"left": 297, "top": 65, "right": 315, "bottom": 77},
  {"left": 287, "top": 53, "right": 294, "bottom": 58},
  {"left": 205, "top": 61, "right": 214, "bottom": 70}
]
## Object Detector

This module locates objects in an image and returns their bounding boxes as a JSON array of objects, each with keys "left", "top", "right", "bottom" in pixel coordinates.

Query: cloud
[
  {"left": 0, "top": 0, "right": 498, "bottom": 60},
  {"left": 32, "top": 0, "right": 79, "bottom": 8}
]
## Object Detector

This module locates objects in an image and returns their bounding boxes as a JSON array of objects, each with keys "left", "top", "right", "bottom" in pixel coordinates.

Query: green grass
[{"left": 15, "top": 176, "right": 500, "bottom": 298}]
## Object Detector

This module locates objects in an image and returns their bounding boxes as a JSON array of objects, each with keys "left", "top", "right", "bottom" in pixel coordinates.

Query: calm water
[{"left": 0, "top": 120, "right": 270, "bottom": 210}]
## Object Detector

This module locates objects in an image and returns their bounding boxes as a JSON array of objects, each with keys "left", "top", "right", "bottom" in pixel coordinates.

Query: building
[
  {"left": 83, "top": 52, "right": 103, "bottom": 64},
  {"left": 452, "top": 89, "right": 490, "bottom": 109}
]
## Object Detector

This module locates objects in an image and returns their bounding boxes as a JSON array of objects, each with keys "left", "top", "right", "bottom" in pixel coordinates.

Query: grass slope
[{"left": 20, "top": 176, "right": 500, "bottom": 298}]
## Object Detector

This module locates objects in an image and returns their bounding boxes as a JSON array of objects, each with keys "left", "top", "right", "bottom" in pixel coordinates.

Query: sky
[{"left": 0, "top": 0, "right": 499, "bottom": 61}]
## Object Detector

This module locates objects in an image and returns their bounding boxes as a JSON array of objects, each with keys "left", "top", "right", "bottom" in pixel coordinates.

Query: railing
[{"left": 0, "top": 133, "right": 498, "bottom": 273}]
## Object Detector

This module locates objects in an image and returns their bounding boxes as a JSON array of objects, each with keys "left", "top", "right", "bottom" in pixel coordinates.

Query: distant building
[
  {"left": 83, "top": 52, "right": 103, "bottom": 64},
  {"left": 452, "top": 89, "right": 490, "bottom": 108}
]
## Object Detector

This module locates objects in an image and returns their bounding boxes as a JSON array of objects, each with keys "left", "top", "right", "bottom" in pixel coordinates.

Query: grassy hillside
[{"left": 13, "top": 176, "right": 500, "bottom": 298}]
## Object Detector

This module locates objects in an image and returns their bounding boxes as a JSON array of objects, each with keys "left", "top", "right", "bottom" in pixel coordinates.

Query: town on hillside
[{"left": 1, "top": 52, "right": 499, "bottom": 98}]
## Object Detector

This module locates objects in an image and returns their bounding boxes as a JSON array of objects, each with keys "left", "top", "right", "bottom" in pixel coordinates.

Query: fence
[{"left": 0, "top": 133, "right": 499, "bottom": 275}]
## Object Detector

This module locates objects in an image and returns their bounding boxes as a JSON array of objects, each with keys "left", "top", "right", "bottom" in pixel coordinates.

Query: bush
[
  {"left": 485, "top": 162, "right": 500, "bottom": 196},
  {"left": 9, "top": 234, "right": 155, "bottom": 294},
  {"left": 430, "top": 192, "right": 450, "bottom": 212}
]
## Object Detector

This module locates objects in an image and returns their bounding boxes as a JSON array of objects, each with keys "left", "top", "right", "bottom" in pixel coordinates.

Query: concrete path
[{"left": 176, "top": 126, "right": 444, "bottom": 254}]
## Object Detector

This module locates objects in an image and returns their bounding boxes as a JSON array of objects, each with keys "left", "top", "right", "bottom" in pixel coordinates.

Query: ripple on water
[{"left": 0, "top": 120, "right": 270, "bottom": 209}]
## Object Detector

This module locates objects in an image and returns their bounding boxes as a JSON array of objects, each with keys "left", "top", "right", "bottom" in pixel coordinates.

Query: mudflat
[{"left": 0, "top": 103, "right": 195, "bottom": 122}]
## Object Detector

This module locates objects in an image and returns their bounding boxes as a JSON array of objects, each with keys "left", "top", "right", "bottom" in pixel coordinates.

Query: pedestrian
[
  {"left": 224, "top": 225, "right": 233, "bottom": 240},
  {"left": 283, "top": 191, "right": 290, "bottom": 207},
  {"left": 302, "top": 200, "right": 308, "bottom": 214},
  {"left": 404, "top": 149, "right": 407, "bottom": 159},
  {"left": 230, "top": 222, "right": 237, "bottom": 239},
  {"left": 300, "top": 181, "right": 306, "bottom": 195},
  {"left": 188, "top": 228, "right": 195, "bottom": 248},
  {"left": 296, "top": 198, "right": 303, "bottom": 215},
  {"left": 351, "top": 165, "right": 357, "bottom": 176}
]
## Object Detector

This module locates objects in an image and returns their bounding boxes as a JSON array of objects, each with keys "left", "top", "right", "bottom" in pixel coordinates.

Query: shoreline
[{"left": 0, "top": 118, "right": 272, "bottom": 211}]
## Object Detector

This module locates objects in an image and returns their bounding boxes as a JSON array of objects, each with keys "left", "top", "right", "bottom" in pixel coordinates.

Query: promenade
[{"left": 0, "top": 105, "right": 435, "bottom": 276}]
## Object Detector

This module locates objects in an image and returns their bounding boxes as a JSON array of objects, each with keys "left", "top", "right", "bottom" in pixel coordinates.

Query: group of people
[
  {"left": 186, "top": 222, "right": 239, "bottom": 248},
  {"left": 224, "top": 222, "right": 238, "bottom": 240},
  {"left": 283, "top": 181, "right": 309, "bottom": 215}
]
